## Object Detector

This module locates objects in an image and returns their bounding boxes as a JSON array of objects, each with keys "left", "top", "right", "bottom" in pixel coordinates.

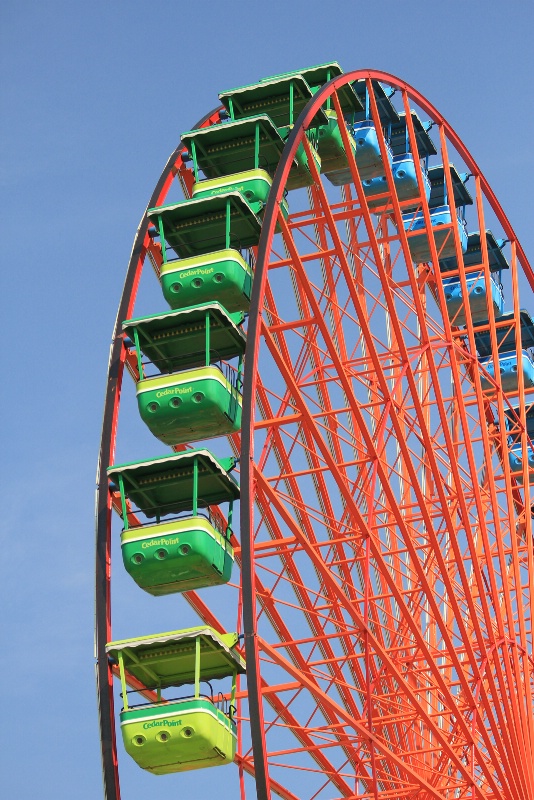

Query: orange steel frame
[{"left": 95, "top": 71, "right": 534, "bottom": 800}]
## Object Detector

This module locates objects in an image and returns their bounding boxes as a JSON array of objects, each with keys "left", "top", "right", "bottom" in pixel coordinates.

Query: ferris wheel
[{"left": 95, "top": 65, "right": 534, "bottom": 800}]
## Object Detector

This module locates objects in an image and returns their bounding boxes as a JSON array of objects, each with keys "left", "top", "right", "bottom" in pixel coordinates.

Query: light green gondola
[{"left": 107, "top": 628, "right": 245, "bottom": 774}]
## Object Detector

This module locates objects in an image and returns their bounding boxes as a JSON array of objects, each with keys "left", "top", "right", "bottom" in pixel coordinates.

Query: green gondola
[
  {"left": 192, "top": 168, "right": 289, "bottom": 222},
  {"left": 107, "top": 628, "right": 245, "bottom": 774},
  {"left": 124, "top": 302, "right": 246, "bottom": 445},
  {"left": 182, "top": 113, "right": 311, "bottom": 191},
  {"left": 219, "top": 63, "right": 363, "bottom": 191},
  {"left": 219, "top": 71, "right": 328, "bottom": 190},
  {"left": 160, "top": 249, "right": 253, "bottom": 313},
  {"left": 148, "top": 192, "right": 262, "bottom": 258},
  {"left": 108, "top": 449, "right": 239, "bottom": 595}
]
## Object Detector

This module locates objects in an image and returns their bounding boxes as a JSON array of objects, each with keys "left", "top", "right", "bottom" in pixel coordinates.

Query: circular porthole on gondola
[
  {"left": 170, "top": 282, "right": 182, "bottom": 293},
  {"left": 169, "top": 396, "right": 182, "bottom": 408},
  {"left": 147, "top": 402, "right": 159, "bottom": 413},
  {"left": 192, "top": 278, "right": 203, "bottom": 288},
  {"left": 182, "top": 727, "right": 194, "bottom": 738},
  {"left": 132, "top": 735, "right": 145, "bottom": 747},
  {"left": 179, "top": 544, "right": 191, "bottom": 556},
  {"left": 157, "top": 732, "right": 170, "bottom": 743},
  {"left": 213, "top": 272, "right": 224, "bottom": 283},
  {"left": 131, "top": 553, "right": 144, "bottom": 565},
  {"left": 155, "top": 549, "right": 168, "bottom": 560},
  {"left": 192, "top": 392, "right": 204, "bottom": 403}
]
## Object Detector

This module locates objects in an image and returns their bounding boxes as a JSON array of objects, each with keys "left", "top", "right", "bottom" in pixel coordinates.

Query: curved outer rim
[
  {"left": 239, "top": 69, "right": 534, "bottom": 800},
  {"left": 94, "top": 107, "right": 220, "bottom": 800},
  {"left": 95, "top": 69, "right": 534, "bottom": 800}
]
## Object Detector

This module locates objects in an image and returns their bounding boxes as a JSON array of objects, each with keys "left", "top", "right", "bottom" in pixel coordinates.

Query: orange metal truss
[{"left": 95, "top": 72, "right": 534, "bottom": 800}]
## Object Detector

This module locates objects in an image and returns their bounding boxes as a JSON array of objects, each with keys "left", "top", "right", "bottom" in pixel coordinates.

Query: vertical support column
[
  {"left": 117, "top": 474, "right": 129, "bottom": 531},
  {"left": 190, "top": 139, "right": 199, "bottom": 183},
  {"left": 194, "top": 637, "right": 201, "bottom": 699},
  {"left": 205, "top": 310, "right": 211, "bottom": 367},
  {"left": 231, "top": 670, "right": 237, "bottom": 712},
  {"left": 254, "top": 122, "right": 260, "bottom": 170},
  {"left": 225, "top": 198, "right": 231, "bottom": 249},
  {"left": 193, "top": 456, "right": 199, "bottom": 517},
  {"left": 157, "top": 216, "right": 167, "bottom": 265},
  {"left": 289, "top": 81, "right": 294, "bottom": 125},
  {"left": 132, "top": 328, "right": 144, "bottom": 379},
  {"left": 117, "top": 651, "right": 129, "bottom": 711},
  {"left": 227, "top": 500, "right": 233, "bottom": 539}
]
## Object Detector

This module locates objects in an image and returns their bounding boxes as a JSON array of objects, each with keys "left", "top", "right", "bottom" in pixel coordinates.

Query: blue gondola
[
  {"left": 505, "top": 404, "right": 534, "bottom": 440},
  {"left": 353, "top": 120, "right": 392, "bottom": 180},
  {"left": 474, "top": 311, "right": 534, "bottom": 358},
  {"left": 389, "top": 112, "right": 436, "bottom": 160},
  {"left": 362, "top": 155, "right": 431, "bottom": 208},
  {"left": 442, "top": 274, "right": 504, "bottom": 326},
  {"left": 427, "top": 165, "right": 473, "bottom": 210},
  {"left": 392, "top": 154, "right": 431, "bottom": 207},
  {"left": 326, "top": 79, "right": 398, "bottom": 187},
  {"left": 506, "top": 405, "right": 534, "bottom": 484},
  {"left": 402, "top": 204, "right": 468, "bottom": 263},
  {"left": 438, "top": 230, "right": 509, "bottom": 274},
  {"left": 402, "top": 162, "right": 472, "bottom": 263},
  {"left": 508, "top": 442, "right": 534, "bottom": 484},
  {"left": 352, "top": 80, "right": 400, "bottom": 125},
  {"left": 324, "top": 119, "right": 393, "bottom": 186},
  {"left": 478, "top": 350, "right": 534, "bottom": 392}
]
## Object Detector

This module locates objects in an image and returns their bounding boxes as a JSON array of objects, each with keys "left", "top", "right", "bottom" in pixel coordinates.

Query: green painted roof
[
  {"left": 123, "top": 302, "right": 246, "bottom": 372},
  {"left": 260, "top": 63, "right": 363, "bottom": 114},
  {"left": 108, "top": 448, "right": 240, "bottom": 515},
  {"left": 106, "top": 626, "right": 246, "bottom": 687},
  {"left": 261, "top": 62, "right": 344, "bottom": 88},
  {"left": 147, "top": 193, "right": 262, "bottom": 257},
  {"left": 182, "top": 115, "right": 290, "bottom": 179},
  {"left": 220, "top": 63, "right": 362, "bottom": 126},
  {"left": 219, "top": 75, "right": 329, "bottom": 128}
]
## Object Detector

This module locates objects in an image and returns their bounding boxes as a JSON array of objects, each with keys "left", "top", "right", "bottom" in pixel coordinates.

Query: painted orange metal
[
  {"left": 97, "top": 70, "right": 534, "bottom": 800},
  {"left": 239, "top": 72, "right": 534, "bottom": 799}
]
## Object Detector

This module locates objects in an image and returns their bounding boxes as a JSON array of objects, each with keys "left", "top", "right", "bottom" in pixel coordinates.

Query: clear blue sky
[{"left": 1, "top": 1, "right": 533, "bottom": 798}]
